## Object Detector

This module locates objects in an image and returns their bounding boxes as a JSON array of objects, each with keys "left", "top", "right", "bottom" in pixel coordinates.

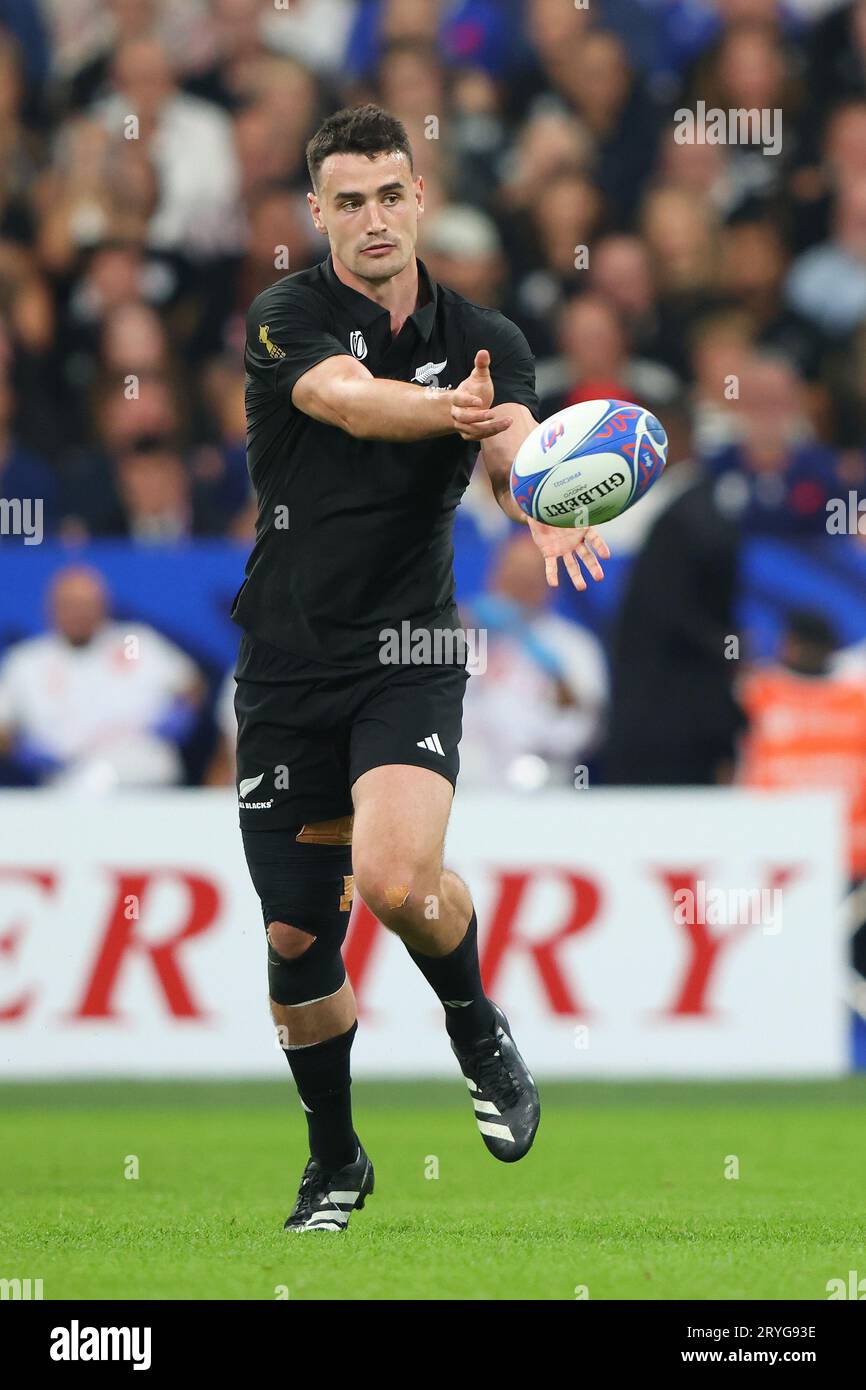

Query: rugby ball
[{"left": 510, "top": 399, "right": 668, "bottom": 527}]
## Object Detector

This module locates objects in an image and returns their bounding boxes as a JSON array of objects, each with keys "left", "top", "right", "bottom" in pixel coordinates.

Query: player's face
[{"left": 309, "top": 150, "right": 422, "bottom": 282}]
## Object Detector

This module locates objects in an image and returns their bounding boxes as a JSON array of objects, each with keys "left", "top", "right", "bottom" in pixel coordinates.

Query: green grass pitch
[{"left": 2, "top": 1078, "right": 865, "bottom": 1301}]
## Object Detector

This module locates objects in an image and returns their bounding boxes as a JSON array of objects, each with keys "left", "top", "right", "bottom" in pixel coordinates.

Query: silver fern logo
[{"left": 411, "top": 359, "right": 448, "bottom": 387}]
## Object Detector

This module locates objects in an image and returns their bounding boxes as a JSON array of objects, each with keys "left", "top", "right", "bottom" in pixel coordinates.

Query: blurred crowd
[
  {"left": 1, "top": 0, "right": 866, "bottom": 538},
  {"left": 2, "top": 0, "right": 866, "bottom": 868}
]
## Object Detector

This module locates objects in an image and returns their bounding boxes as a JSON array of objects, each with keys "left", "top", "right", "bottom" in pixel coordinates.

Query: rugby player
[{"left": 232, "top": 104, "right": 609, "bottom": 1232}]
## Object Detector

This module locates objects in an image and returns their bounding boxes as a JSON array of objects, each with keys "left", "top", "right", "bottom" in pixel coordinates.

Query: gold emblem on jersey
[{"left": 259, "top": 324, "right": 286, "bottom": 360}]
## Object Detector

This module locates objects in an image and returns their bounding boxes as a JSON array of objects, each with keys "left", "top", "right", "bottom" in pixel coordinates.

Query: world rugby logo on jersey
[{"left": 349, "top": 330, "right": 368, "bottom": 360}]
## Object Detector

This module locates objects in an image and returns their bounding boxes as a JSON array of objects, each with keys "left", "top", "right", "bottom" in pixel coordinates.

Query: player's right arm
[
  {"left": 292, "top": 355, "right": 510, "bottom": 442},
  {"left": 246, "top": 290, "right": 509, "bottom": 443}
]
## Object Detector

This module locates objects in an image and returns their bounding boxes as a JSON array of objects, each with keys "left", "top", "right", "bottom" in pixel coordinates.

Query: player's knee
[
  {"left": 354, "top": 857, "right": 433, "bottom": 927},
  {"left": 266, "top": 920, "right": 315, "bottom": 961},
  {"left": 266, "top": 922, "right": 346, "bottom": 1007},
  {"left": 241, "top": 827, "right": 353, "bottom": 1006}
]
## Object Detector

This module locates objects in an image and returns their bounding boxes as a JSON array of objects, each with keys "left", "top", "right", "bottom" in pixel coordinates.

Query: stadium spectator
[
  {"left": 497, "top": 158, "right": 601, "bottom": 353},
  {"left": 638, "top": 182, "right": 729, "bottom": 379},
  {"left": 60, "top": 375, "right": 185, "bottom": 536},
  {"left": 705, "top": 352, "right": 845, "bottom": 533},
  {"left": 90, "top": 35, "right": 243, "bottom": 257},
  {"left": 785, "top": 174, "right": 866, "bottom": 336},
  {"left": 238, "top": 182, "right": 318, "bottom": 301},
  {"left": 190, "top": 355, "right": 255, "bottom": 536},
  {"left": 658, "top": 124, "right": 739, "bottom": 219},
  {"left": 603, "top": 398, "right": 746, "bottom": 785},
  {"left": 346, "top": 0, "right": 529, "bottom": 84},
  {"left": 58, "top": 237, "right": 180, "bottom": 359},
  {"left": 641, "top": 183, "right": 721, "bottom": 304},
  {"left": 688, "top": 310, "right": 754, "bottom": 455},
  {"left": 588, "top": 234, "right": 665, "bottom": 361},
  {"left": 0, "top": 564, "right": 204, "bottom": 788},
  {"left": 683, "top": 19, "right": 799, "bottom": 209},
  {"left": 183, "top": 0, "right": 284, "bottom": 112},
  {"left": 204, "top": 663, "right": 239, "bottom": 786},
  {"left": 542, "top": 28, "right": 661, "bottom": 225},
  {"left": 0, "top": 0, "right": 50, "bottom": 107},
  {"left": 530, "top": 171, "right": 602, "bottom": 283},
  {"left": 110, "top": 434, "right": 225, "bottom": 540},
  {"left": 35, "top": 117, "right": 160, "bottom": 279},
  {"left": 260, "top": 0, "right": 357, "bottom": 78},
  {"left": 509, "top": 0, "right": 592, "bottom": 124},
  {"left": 0, "top": 369, "right": 57, "bottom": 537},
  {"left": 806, "top": 0, "right": 866, "bottom": 111},
  {"left": 100, "top": 301, "right": 175, "bottom": 378},
  {"left": 242, "top": 54, "right": 323, "bottom": 182},
  {"left": 498, "top": 107, "right": 594, "bottom": 218},
  {"left": 540, "top": 293, "right": 678, "bottom": 418},
  {"left": 60, "top": 0, "right": 164, "bottom": 112},
  {"left": 788, "top": 98, "right": 866, "bottom": 256},
  {"left": 738, "top": 608, "right": 866, "bottom": 978},
  {"left": 459, "top": 530, "right": 608, "bottom": 790},
  {"left": 423, "top": 205, "right": 504, "bottom": 305},
  {"left": 718, "top": 218, "right": 823, "bottom": 384},
  {"left": 421, "top": 203, "right": 551, "bottom": 355},
  {"left": 448, "top": 66, "right": 510, "bottom": 211}
]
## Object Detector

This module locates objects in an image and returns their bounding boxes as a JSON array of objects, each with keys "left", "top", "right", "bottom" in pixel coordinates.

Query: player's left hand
[{"left": 526, "top": 516, "right": 611, "bottom": 591}]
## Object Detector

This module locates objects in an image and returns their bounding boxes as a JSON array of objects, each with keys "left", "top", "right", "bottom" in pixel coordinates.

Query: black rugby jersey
[{"left": 231, "top": 253, "right": 539, "bottom": 665}]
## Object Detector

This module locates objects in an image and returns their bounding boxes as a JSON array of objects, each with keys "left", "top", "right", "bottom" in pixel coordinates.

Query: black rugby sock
[
  {"left": 407, "top": 910, "right": 496, "bottom": 1046},
  {"left": 282, "top": 1021, "right": 359, "bottom": 1172}
]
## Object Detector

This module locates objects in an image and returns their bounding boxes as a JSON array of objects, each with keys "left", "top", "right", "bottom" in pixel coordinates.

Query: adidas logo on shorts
[{"left": 416, "top": 732, "right": 445, "bottom": 755}]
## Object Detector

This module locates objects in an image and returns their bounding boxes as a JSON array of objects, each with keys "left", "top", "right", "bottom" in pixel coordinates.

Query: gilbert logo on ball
[{"left": 510, "top": 399, "right": 668, "bottom": 527}]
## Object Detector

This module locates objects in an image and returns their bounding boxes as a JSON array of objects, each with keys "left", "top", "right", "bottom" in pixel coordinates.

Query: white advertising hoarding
[{"left": 0, "top": 789, "right": 847, "bottom": 1078}]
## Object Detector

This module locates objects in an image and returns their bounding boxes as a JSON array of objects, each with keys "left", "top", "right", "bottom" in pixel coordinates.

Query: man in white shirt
[
  {"left": 459, "top": 531, "right": 608, "bottom": 789},
  {"left": 204, "top": 663, "right": 238, "bottom": 786},
  {"left": 93, "top": 35, "right": 242, "bottom": 257},
  {"left": 0, "top": 565, "right": 204, "bottom": 790}
]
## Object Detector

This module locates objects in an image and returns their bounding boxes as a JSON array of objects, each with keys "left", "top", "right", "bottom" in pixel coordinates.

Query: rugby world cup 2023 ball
[{"left": 510, "top": 399, "right": 668, "bottom": 527}]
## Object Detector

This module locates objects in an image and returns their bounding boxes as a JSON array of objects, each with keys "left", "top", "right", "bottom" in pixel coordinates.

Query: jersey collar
[{"left": 321, "top": 252, "right": 438, "bottom": 343}]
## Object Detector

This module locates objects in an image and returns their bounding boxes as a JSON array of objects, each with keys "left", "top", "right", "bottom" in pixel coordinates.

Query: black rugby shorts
[{"left": 234, "top": 632, "right": 469, "bottom": 830}]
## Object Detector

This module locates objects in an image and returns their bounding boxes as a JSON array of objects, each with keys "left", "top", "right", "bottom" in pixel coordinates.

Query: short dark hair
[{"left": 306, "top": 103, "right": 413, "bottom": 191}]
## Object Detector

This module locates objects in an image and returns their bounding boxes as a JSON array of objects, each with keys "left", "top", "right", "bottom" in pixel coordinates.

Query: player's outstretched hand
[
  {"left": 451, "top": 349, "right": 512, "bottom": 440},
  {"left": 527, "top": 516, "right": 611, "bottom": 592}
]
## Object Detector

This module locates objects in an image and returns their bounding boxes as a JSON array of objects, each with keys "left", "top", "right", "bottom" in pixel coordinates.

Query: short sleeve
[
  {"left": 245, "top": 285, "right": 355, "bottom": 402},
  {"left": 475, "top": 313, "right": 540, "bottom": 421}
]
